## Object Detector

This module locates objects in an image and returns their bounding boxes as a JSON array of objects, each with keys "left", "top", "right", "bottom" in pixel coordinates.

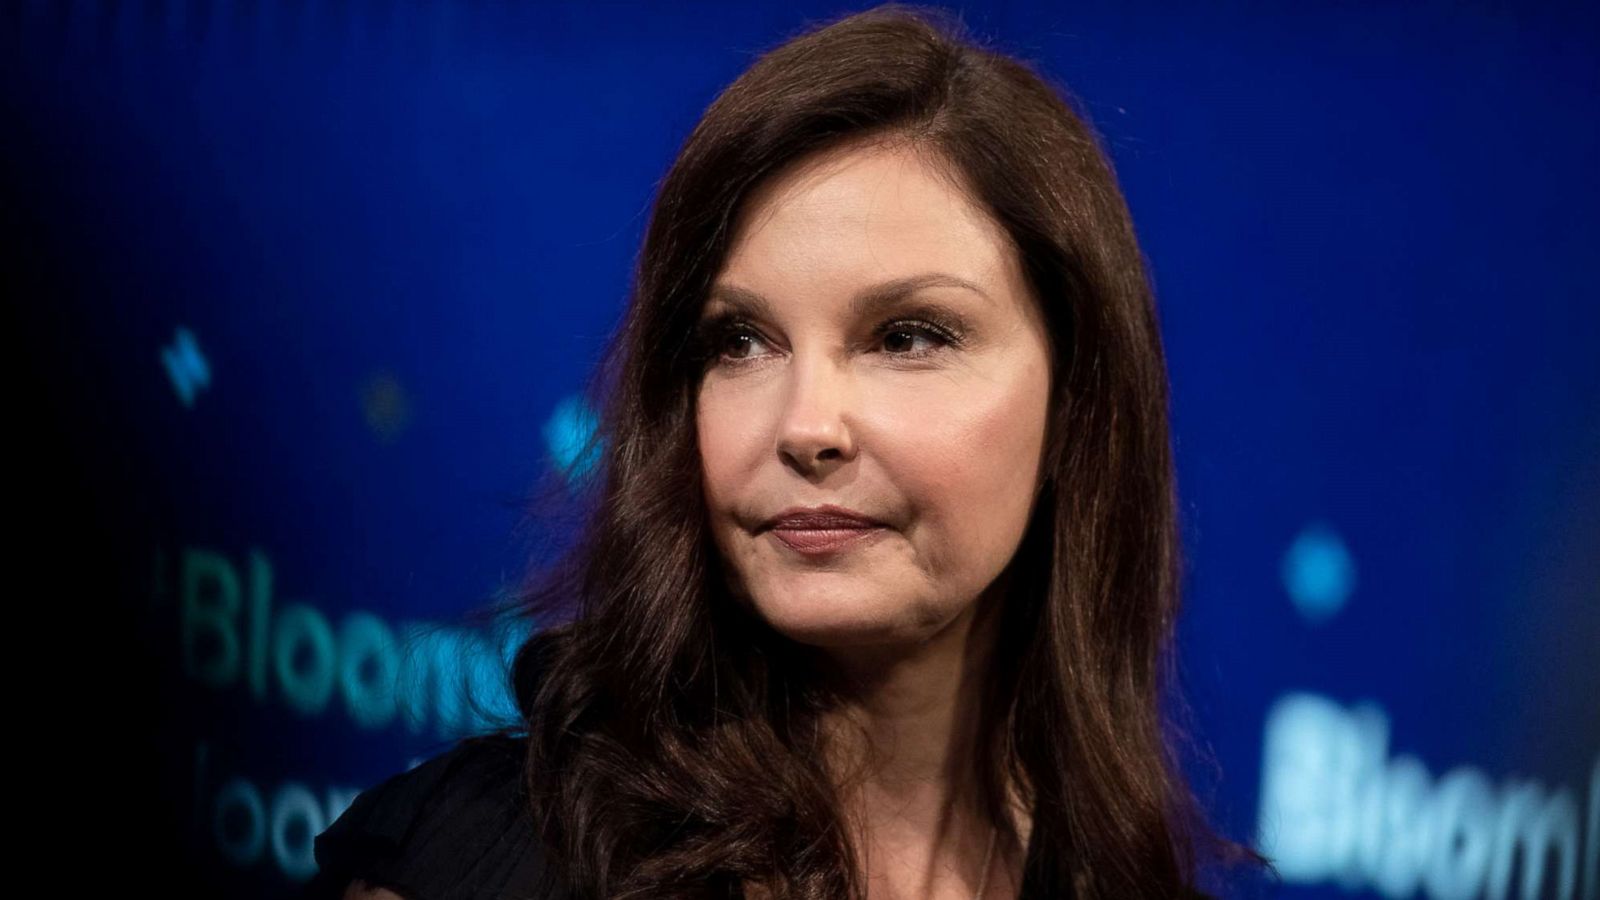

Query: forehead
[{"left": 713, "top": 139, "right": 1021, "bottom": 306}]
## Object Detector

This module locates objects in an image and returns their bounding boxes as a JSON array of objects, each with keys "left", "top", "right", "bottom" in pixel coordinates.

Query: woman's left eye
[{"left": 873, "top": 320, "right": 959, "bottom": 358}]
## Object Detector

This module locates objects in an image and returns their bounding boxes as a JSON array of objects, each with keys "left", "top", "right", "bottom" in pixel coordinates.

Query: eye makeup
[{"left": 690, "top": 300, "right": 972, "bottom": 370}]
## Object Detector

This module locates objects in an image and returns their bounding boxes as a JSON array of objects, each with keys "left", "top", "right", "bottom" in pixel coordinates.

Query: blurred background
[{"left": 6, "top": 1, "right": 1596, "bottom": 898}]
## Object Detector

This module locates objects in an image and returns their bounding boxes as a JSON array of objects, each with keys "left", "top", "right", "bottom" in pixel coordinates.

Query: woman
[{"left": 305, "top": 4, "right": 1272, "bottom": 898}]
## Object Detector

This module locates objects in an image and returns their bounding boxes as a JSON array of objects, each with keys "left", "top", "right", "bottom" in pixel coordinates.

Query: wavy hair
[{"left": 476, "top": 4, "right": 1274, "bottom": 897}]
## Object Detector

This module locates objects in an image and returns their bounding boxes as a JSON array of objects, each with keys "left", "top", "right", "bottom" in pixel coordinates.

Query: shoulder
[{"left": 300, "top": 733, "right": 572, "bottom": 900}]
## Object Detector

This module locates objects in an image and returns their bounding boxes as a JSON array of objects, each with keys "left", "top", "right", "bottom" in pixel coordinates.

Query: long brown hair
[{"left": 480, "top": 4, "right": 1273, "bottom": 897}]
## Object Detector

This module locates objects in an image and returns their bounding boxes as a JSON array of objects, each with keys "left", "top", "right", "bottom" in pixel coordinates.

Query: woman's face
[{"left": 695, "top": 138, "right": 1053, "bottom": 651}]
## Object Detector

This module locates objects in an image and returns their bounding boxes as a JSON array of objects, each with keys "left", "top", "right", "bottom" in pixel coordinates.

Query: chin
[{"left": 749, "top": 593, "right": 935, "bottom": 649}]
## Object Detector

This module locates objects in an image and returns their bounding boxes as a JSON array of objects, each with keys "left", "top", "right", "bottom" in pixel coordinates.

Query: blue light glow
[
  {"left": 543, "top": 393, "right": 602, "bottom": 488},
  {"left": 160, "top": 326, "right": 211, "bottom": 409},
  {"left": 1282, "top": 521, "right": 1356, "bottom": 625}
]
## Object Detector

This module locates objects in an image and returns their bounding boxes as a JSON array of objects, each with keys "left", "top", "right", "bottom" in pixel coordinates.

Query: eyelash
[{"left": 691, "top": 312, "right": 967, "bottom": 370}]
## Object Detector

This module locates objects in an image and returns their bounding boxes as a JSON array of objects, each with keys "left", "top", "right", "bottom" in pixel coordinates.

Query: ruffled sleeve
[{"left": 300, "top": 733, "right": 571, "bottom": 900}]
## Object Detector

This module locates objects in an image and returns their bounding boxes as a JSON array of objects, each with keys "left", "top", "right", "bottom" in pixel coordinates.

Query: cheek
[
  {"left": 875, "top": 371, "right": 1048, "bottom": 556},
  {"left": 696, "top": 403, "right": 743, "bottom": 584},
  {"left": 696, "top": 391, "right": 756, "bottom": 519}
]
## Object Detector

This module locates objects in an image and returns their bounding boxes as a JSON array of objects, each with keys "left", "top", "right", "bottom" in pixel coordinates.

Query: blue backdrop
[{"left": 7, "top": 2, "right": 1596, "bottom": 898}]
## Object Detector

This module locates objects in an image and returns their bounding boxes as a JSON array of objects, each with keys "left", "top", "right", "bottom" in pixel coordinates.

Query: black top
[
  {"left": 303, "top": 732, "right": 571, "bottom": 900},
  {"left": 303, "top": 733, "right": 1218, "bottom": 900}
]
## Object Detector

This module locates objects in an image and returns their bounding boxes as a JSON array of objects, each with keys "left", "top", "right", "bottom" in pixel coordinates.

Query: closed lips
[
  {"left": 766, "top": 511, "right": 890, "bottom": 556},
  {"left": 777, "top": 516, "right": 875, "bottom": 529},
  {"left": 763, "top": 505, "right": 885, "bottom": 531}
]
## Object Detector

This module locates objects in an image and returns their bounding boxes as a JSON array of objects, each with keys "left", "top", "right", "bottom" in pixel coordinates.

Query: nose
[{"left": 775, "top": 350, "right": 856, "bottom": 476}]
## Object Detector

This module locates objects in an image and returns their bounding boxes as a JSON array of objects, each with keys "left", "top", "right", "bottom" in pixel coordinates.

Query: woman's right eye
[
  {"left": 716, "top": 325, "right": 770, "bottom": 363},
  {"left": 693, "top": 314, "right": 772, "bottom": 369}
]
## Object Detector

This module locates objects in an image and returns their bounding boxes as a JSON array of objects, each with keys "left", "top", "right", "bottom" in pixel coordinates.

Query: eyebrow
[{"left": 703, "top": 272, "right": 994, "bottom": 320}]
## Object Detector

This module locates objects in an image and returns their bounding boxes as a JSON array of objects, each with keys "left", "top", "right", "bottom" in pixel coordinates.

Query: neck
[
  {"left": 819, "top": 593, "right": 995, "bottom": 796},
  {"left": 809, "top": 571, "right": 1016, "bottom": 895}
]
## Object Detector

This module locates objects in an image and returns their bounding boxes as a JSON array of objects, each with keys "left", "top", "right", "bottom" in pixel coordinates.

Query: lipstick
[{"left": 769, "top": 525, "right": 888, "bottom": 556}]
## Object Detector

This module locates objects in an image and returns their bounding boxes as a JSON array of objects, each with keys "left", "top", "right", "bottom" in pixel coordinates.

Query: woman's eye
[
  {"left": 872, "top": 318, "right": 963, "bottom": 360},
  {"left": 879, "top": 325, "right": 945, "bottom": 356},
  {"left": 696, "top": 316, "right": 964, "bottom": 370},
  {"left": 719, "top": 328, "right": 769, "bottom": 361}
]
